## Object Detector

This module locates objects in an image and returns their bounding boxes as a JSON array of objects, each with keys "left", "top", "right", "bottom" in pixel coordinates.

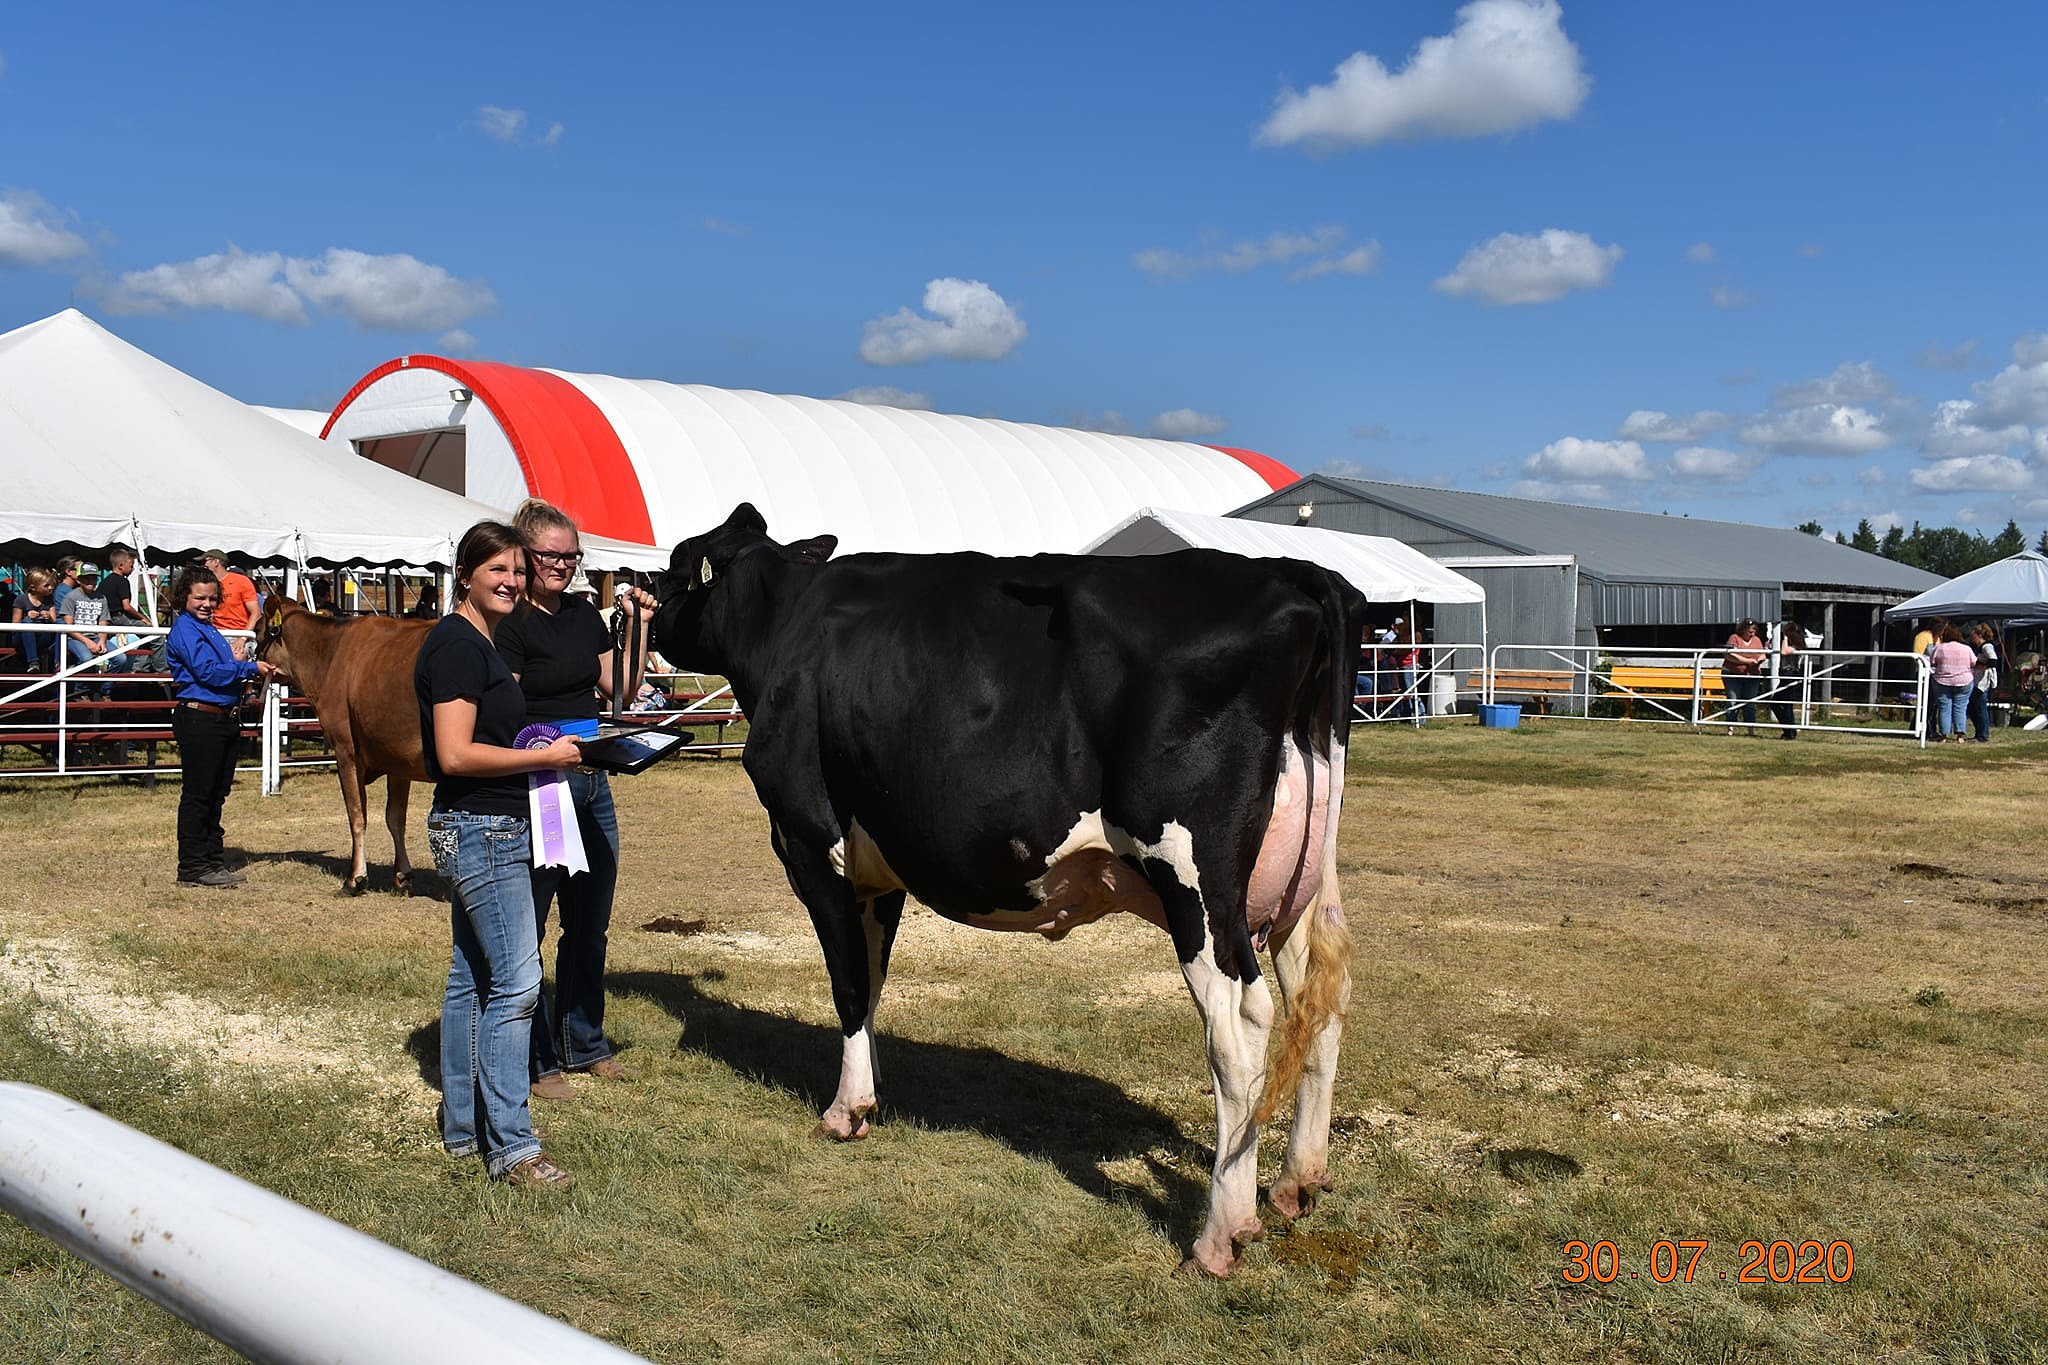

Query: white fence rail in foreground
[{"left": 0, "top": 1083, "right": 649, "bottom": 1364}]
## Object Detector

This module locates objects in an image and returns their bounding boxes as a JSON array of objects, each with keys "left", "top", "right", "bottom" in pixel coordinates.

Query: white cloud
[
  {"left": 472, "top": 106, "right": 562, "bottom": 148},
  {"left": 1668, "top": 446, "right": 1761, "bottom": 482},
  {"left": 94, "top": 244, "right": 494, "bottom": 331},
  {"left": 1522, "top": 436, "right": 1650, "bottom": 483},
  {"left": 1915, "top": 340, "right": 1977, "bottom": 372},
  {"left": 1134, "top": 226, "right": 1378, "bottom": 282},
  {"left": 1257, "top": 0, "right": 1587, "bottom": 150},
  {"left": 1617, "top": 409, "right": 1730, "bottom": 442},
  {"left": 1709, "top": 283, "right": 1753, "bottom": 309},
  {"left": 1909, "top": 455, "right": 2035, "bottom": 493},
  {"left": 0, "top": 188, "right": 91, "bottom": 268},
  {"left": 284, "top": 249, "right": 496, "bottom": 331},
  {"left": 1855, "top": 466, "right": 1888, "bottom": 488},
  {"left": 96, "top": 245, "right": 307, "bottom": 323},
  {"left": 1770, "top": 360, "right": 1895, "bottom": 409},
  {"left": 701, "top": 217, "right": 750, "bottom": 236},
  {"left": 1798, "top": 243, "right": 1824, "bottom": 258},
  {"left": 1684, "top": 241, "right": 1717, "bottom": 265},
  {"left": 1290, "top": 244, "right": 1383, "bottom": 281},
  {"left": 475, "top": 106, "right": 527, "bottom": 141},
  {"left": 1352, "top": 422, "right": 1389, "bottom": 442},
  {"left": 1062, "top": 410, "right": 1138, "bottom": 435},
  {"left": 1150, "top": 408, "right": 1228, "bottom": 439},
  {"left": 1433, "top": 228, "right": 1620, "bottom": 305},
  {"left": 859, "top": 278, "right": 1026, "bottom": 365},
  {"left": 836, "top": 385, "right": 933, "bottom": 410},
  {"left": 438, "top": 328, "right": 478, "bottom": 354},
  {"left": 1921, "top": 400, "right": 2025, "bottom": 458},
  {"left": 1971, "top": 345, "right": 2048, "bottom": 426},
  {"left": 1737, "top": 404, "right": 1891, "bottom": 456}
]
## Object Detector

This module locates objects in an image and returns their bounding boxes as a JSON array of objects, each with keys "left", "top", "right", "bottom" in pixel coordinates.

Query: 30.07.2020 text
[{"left": 1562, "top": 1240, "right": 1854, "bottom": 1284}]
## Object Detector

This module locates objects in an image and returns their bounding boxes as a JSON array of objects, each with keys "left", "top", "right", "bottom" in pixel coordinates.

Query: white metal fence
[
  {"left": 0, "top": 1082, "right": 649, "bottom": 1363},
  {"left": 1479, "top": 643, "right": 1932, "bottom": 744},
  {"left": 1354, "top": 642, "right": 1480, "bottom": 726}
]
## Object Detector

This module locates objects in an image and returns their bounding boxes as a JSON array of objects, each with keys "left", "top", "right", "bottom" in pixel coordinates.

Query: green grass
[{"left": 2, "top": 722, "right": 2047, "bottom": 1361}]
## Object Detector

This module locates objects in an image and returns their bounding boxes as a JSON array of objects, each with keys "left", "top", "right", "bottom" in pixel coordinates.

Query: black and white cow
[{"left": 653, "top": 503, "right": 1365, "bottom": 1277}]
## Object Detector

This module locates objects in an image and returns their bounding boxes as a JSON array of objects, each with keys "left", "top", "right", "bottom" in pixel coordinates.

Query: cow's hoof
[
  {"left": 343, "top": 876, "right": 368, "bottom": 897},
  {"left": 811, "top": 1103, "right": 873, "bottom": 1141},
  {"left": 1268, "top": 1171, "right": 1331, "bottom": 1221},
  {"left": 1176, "top": 1247, "right": 1242, "bottom": 1279},
  {"left": 392, "top": 872, "right": 412, "bottom": 897}
]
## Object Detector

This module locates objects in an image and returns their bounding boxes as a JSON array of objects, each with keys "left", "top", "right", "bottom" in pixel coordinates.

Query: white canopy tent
[
  {"left": 0, "top": 310, "right": 665, "bottom": 574},
  {"left": 1883, "top": 551, "right": 2048, "bottom": 625},
  {"left": 1083, "top": 505, "right": 1487, "bottom": 605}
]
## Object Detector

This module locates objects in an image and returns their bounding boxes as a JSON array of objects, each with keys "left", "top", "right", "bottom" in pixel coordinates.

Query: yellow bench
[{"left": 1605, "top": 665, "right": 1727, "bottom": 719}]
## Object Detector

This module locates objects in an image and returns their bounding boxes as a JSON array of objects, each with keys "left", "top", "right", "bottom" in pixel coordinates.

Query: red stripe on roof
[
  {"left": 1207, "top": 445, "right": 1298, "bottom": 491},
  {"left": 325, "top": 356, "right": 655, "bottom": 544}
]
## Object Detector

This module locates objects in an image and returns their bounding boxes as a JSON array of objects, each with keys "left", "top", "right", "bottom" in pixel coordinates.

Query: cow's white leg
[
  {"left": 815, "top": 890, "right": 904, "bottom": 1141},
  {"left": 1267, "top": 896, "right": 1350, "bottom": 1219},
  {"left": 385, "top": 775, "right": 414, "bottom": 896},
  {"left": 1180, "top": 944, "right": 1274, "bottom": 1277}
]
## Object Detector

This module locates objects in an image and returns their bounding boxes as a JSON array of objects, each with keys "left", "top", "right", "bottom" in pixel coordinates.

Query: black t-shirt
[
  {"left": 99, "top": 572, "right": 139, "bottom": 621},
  {"left": 493, "top": 595, "right": 611, "bottom": 722},
  {"left": 415, "top": 616, "right": 530, "bottom": 816}
]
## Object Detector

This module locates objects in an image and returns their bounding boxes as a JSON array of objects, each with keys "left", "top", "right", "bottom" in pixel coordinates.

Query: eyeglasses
[{"left": 530, "top": 550, "right": 584, "bottom": 566}]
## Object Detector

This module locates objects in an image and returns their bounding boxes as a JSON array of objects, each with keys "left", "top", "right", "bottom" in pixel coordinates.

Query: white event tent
[
  {"left": 0, "top": 310, "right": 665, "bottom": 573},
  {"left": 1883, "top": 551, "right": 2048, "bottom": 625},
  {"left": 1084, "top": 506, "right": 1487, "bottom": 607}
]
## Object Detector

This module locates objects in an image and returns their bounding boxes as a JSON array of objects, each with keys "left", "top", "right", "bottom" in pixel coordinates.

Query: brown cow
[{"left": 255, "top": 595, "right": 431, "bottom": 895}]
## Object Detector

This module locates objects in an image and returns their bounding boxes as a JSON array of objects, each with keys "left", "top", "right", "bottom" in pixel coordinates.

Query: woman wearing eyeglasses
[{"left": 496, "top": 499, "right": 659, "bottom": 1099}]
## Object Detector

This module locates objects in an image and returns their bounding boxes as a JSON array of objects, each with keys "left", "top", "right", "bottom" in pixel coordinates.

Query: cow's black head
[{"left": 650, "top": 503, "right": 836, "bottom": 670}]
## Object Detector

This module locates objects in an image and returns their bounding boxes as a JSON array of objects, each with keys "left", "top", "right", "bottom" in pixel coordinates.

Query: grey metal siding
[{"left": 1595, "top": 580, "right": 1778, "bottom": 627}]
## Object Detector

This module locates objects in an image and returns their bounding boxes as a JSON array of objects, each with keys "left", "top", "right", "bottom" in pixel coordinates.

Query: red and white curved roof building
[{"left": 323, "top": 356, "right": 1297, "bottom": 557}]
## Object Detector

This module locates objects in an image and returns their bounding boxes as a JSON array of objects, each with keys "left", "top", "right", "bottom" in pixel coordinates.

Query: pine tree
[
  {"left": 1989, "top": 520, "right": 2026, "bottom": 559},
  {"left": 1851, "top": 519, "right": 1879, "bottom": 553}
]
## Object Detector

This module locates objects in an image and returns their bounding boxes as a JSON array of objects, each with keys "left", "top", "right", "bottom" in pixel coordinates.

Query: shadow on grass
[
  {"left": 610, "top": 967, "right": 1214, "bottom": 1247},
  {"left": 245, "top": 845, "right": 446, "bottom": 898}
]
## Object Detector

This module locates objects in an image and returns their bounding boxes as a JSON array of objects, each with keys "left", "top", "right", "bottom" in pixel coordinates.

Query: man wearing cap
[
  {"left": 58, "top": 561, "right": 133, "bottom": 699},
  {"left": 202, "top": 551, "right": 262, "bottom": 659}
]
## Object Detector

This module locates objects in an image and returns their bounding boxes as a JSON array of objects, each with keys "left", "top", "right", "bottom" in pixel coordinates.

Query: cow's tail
[{"left": 1256, "top": 566, "right": 1361, "bottom": 1125}]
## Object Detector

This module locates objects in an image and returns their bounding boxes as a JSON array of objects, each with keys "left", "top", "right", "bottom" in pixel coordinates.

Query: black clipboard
[{"left": 574, "top": 721, "right": 690, "bottom": 776}]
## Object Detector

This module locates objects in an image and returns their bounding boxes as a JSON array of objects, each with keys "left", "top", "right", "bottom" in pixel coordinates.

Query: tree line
[{"left": 1792, "top": 517, "right": 2042, "bottom": 580}]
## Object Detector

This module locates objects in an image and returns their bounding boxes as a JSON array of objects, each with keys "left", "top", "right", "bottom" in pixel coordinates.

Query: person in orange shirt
[{"left": 201, "top": 551, "right": 262, "bottom": 658}]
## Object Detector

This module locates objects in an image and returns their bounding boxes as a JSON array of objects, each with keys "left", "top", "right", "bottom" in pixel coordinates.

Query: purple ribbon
[{"left": 516, "top": 724, "right": 588, "bottom": 873}]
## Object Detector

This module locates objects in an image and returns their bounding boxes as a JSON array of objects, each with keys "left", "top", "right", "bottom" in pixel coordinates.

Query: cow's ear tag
[{"left": 698, "top": 557, "right": 714, "bottom": 587}]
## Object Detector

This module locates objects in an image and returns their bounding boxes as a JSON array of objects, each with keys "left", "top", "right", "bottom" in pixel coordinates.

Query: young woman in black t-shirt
[
  {"left": 416, "top": 520, "right": 583, "bottom": 1189},
  {"left": 498, "top": 499, "right": 659, "bottom": 1098}
]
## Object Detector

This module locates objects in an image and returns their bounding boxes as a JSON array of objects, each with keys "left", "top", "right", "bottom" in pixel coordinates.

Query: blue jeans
[
  {"left": 428, "top": 809, "right": 543, "bottom": 1176},
  {"left": 1968, "top": 687, "right": 1990, "bottom": 742},
  {"left": 1934, "top": 683, "right": 1972, "bottom": 738},
  {"left": 531, "top": 769, "right": 622, "bottom": 1076},
  {"left": 1723, "top": 674, "right": 1760, "bottom": 725},
  {"left": 65, "top": 637, "right": 133, "bottom": 698}
]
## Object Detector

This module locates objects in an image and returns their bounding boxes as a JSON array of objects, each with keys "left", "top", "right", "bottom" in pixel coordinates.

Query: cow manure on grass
[
  {"left": 1488, "top": 1147, "right": 1582, "bottom": 1184},
  {"left": 641, "top": 916, "right": 708, "bottom": 936},
  {"left": 1268, "top": 1225, "right": 1378, "bottom": 1293},
  {"left": 1967, "top": 895, "right": 2048, "bottom": 917},
  {"left": 1891, "top": 861, "right": 1958, "bottom": 879}
]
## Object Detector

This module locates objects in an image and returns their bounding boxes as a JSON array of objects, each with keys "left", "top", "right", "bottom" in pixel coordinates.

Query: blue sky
[{"left": 5, "top": 1, "right": 2047, "bottom": 541}]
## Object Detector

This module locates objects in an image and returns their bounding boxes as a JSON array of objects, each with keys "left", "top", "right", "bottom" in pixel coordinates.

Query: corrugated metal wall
[{"left": 1595, "top": 580, "right": 1778, "bottom": 626}]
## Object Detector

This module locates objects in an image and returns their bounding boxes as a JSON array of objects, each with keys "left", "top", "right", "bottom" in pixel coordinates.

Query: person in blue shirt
[{"left": 165, "top": 565, "right": 276, "bottom": 888}]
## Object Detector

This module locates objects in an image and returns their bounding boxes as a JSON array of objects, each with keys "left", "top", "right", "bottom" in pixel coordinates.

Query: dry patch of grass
[{"left": 2, "top": 722, "right": 2047, "bottom": 1362}]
